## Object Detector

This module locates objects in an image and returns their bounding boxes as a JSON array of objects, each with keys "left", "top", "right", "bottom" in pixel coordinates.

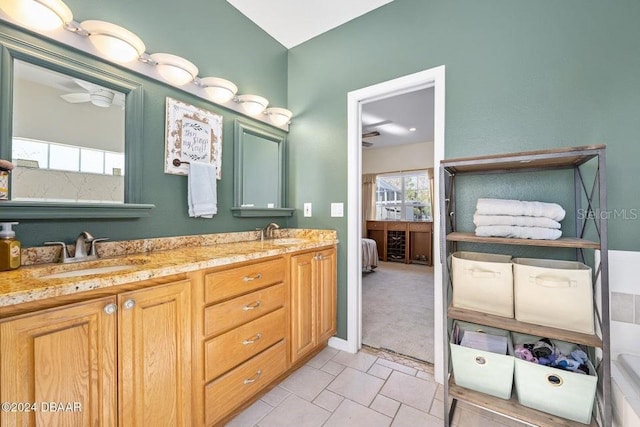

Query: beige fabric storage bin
[
  {"left": 513, "top": 258, "right": 594, "bottom": 334},
  {"left": 512, "top": 333, "right": 597, "bottom": 424},
  {"left": 450, "top": 321, "right": 514, "bottom": 399},
  {"left": 452, "top": 252, "right": 514, "bottom": 317}
]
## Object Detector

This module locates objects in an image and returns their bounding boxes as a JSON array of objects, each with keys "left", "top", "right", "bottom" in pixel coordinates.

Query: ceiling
[
  {"left": 226, "top": 0, "right": 394, "bottom": 49},
  {"left": 362, "top": 88, "right": 434, "bottom": 150},
  {"left": 226, "top": 0, "right": 431, "bottom": 150}
]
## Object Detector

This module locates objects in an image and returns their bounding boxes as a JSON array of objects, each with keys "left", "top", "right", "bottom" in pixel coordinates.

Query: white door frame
[{"left": 329, "top": 65, "right": 446, "bottom": 383}]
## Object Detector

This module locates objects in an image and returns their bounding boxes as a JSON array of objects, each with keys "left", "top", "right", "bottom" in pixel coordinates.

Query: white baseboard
[{"left": 328, "top": 337, "right": 356, "bottom": 353}]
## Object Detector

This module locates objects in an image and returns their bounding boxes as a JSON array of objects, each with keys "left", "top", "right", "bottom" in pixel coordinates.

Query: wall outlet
[
  {"left": 331, "top": 202, "right": 344, "bottom": 217},
  {"left": 303, "top": 202, "right": 312, "bottom": 217}
]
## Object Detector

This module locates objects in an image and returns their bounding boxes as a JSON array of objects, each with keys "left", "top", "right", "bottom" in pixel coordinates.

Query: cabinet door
[
  {"left": 0, "top": 297, "right": 117, "bottom": 427},
  {"left": 316, "top": 248, "right": 337, "bottom": 343},
  {"left": 118, "top": 279, "right": 192, "bottom": 426},
  {"left": 290, "top": 252, "right": 317, "bottom": 363}
]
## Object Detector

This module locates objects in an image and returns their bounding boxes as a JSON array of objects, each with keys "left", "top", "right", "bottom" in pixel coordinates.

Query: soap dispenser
[{"left": 0, "top": 222, "right": 20, "bottom": 271}]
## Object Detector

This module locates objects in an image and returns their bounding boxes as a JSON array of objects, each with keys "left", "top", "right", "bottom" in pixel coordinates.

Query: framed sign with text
[{"left": 164, "top": 97, "right": 223, "bottom": 179}]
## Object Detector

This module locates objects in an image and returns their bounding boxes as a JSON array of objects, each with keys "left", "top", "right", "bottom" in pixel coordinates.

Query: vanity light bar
[{"left": 1, "top": 0, "right": 293, "bottom": 127}]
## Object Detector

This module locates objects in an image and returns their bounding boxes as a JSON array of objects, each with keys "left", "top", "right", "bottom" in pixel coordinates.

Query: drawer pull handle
[
  {"left": 243, "top": 273, "right": 262, "bottom": 282},
  {"left": 546, "top": 374, "right": 563, "bottom": 386},
  {"left": 243, "top": 369, "right": 262, "bottom": 384},
  {"left": 243, "top": 301, "right": 262, "bottom": 311},
  {"left": 242, "top": 333, "right": 263, "bottom": 345}
]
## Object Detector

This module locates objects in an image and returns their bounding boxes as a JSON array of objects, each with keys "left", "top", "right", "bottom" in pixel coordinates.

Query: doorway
[
  {"left": 360, "top": 90, "right": 435, "bottom": 363},
  {"left": 331, "top": 65, "right": 446, "bottom": 383}
]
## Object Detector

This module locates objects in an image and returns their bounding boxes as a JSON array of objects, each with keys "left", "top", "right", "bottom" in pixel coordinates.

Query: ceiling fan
[
  {"left": 362, "top": 130, "right": 380, "bottom": 147},
  {"left": 60, "top": 79, "right": 125, "bottom": 108}
]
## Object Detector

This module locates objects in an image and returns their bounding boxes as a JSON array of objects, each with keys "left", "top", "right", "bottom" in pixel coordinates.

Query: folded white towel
[
  {"left": 473, "top": 213, "right": 561, "bottom": 229},
  {"left": 475, "top": 225, "right": 562, "bottom": 240},
  {"left": 188, "top": 162, "right": 218, "bottom": 218},
  {"left": 476, "top": 198, "right": 566, "bottom": 222}
]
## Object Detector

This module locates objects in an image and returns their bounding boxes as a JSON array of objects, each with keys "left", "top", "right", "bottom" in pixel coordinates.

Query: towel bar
[{"left": 172, "top": 158, "right": 190, "bottom": 167}]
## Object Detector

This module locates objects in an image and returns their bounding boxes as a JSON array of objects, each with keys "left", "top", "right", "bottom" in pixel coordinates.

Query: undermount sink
[
  {"left": 33, "top": 258, "right": 150, "bottom": 280},
  {"left": 39, "top": 265, "right": 136, "bottom": 279},
  {"left": 268, "top": 238, "right": 307, "bottom": 245}
]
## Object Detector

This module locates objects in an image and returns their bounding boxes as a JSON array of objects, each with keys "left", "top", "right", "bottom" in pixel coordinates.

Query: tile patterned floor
[{"left": 225, "top": 346, "right": 528, "bottom": 427}]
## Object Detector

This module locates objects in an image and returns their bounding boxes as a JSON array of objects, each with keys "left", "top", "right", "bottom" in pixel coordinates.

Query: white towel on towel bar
[
  {"left": 188, "top": 162, "right": 218, "bottom": 218},
  {"left": 473, "top": 214, "right": 561, "bottom": 229},
  {"left": 475, "top": 225, "right": 562, "bottom": 240},
  {"left": 476, "top": 198, "right": 566, "bottom": 222}
]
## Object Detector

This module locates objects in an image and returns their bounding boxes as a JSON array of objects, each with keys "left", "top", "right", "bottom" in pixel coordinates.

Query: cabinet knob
[
  {"left": 123, "top": 299, "right": 136, "bottom": 310},
  {"left": 314, "top": 254, "right": 324, "bottom": 260},
  {"left": 103, "top": 303, "right": 117, "bottom": 315},
  {"left": 243, "top": 369, "right": 262, "bottom": 385}
]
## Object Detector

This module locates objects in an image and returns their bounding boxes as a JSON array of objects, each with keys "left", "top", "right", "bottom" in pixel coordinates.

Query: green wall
[
  {"left": 1, "top": 0, "right": 291, "bottom": 248},
  {"left": 287, "top": 0, "right": 640, "bottom": 339}
]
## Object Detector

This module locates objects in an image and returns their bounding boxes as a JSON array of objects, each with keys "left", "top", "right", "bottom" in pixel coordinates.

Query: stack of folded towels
[{"left": 473, "top": 198, "right": 565, "bottom": 240}]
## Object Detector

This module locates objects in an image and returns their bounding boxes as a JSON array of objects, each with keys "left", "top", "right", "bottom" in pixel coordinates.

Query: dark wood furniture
[{"left": 366, "top": 220, "right": 432, "bottom": 266}]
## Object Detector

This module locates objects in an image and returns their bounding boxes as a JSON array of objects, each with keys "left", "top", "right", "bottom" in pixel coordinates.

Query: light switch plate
[
  {"left": 303, "top": 202, "right": 312, "bottom": 217},
  {"left": 330, "top": 202, "right": 344, "bottom": 217}
]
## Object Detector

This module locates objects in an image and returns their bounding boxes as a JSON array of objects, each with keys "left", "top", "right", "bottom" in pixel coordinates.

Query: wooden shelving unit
[
  {"left": 449, "top": 380, "right": 598, "bottom": 427},
  {"left": 446, "top": 232, "right": 600, "bottom": 249},
  {"left": 439, "top": 145, "right": 610, "bottom": 427}
]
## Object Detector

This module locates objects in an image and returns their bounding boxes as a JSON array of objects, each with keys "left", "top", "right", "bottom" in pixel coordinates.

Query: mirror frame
[
  {"left": 0, "top": 26, "right": 154, "bottom": 219},
  {"left": 231, "top": 119, "right": 294, "bottom": 217}
]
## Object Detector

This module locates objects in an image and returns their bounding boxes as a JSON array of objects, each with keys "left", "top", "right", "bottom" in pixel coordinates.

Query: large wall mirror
[
  {"left": 231, "top": 119, "right": 293, "bottom": 217},
  {"left": 0, "top": 29, "right": 152, "bottom": 218}
]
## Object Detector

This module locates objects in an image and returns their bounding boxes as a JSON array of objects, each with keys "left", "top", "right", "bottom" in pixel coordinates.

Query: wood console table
[{"left": 366, "top": 220, "right": 432, "bottom": 266}]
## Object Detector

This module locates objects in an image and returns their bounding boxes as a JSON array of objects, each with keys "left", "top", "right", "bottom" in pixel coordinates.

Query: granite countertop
[{"left": 0, "top": 229, "right": 337, "bottom": 308}]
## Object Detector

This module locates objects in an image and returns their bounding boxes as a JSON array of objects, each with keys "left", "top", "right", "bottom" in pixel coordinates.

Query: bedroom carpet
[{"left": 362, "top": 261, "right": 434, "bottom": 364}]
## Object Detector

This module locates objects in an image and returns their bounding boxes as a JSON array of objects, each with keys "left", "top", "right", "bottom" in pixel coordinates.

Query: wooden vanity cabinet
[
  {"left": 290, "top": 247, "right": 337, "bottom": 364},
  {"left": 0, "top": 244, "right": 337, "bottom": 427},
  {"left": 0, "top": 277, "right": 192, "bottom": 427},
  {"left": 118, "top": 279, "right": 192, "bottom": 426},
  {"left": 0, "top": 296, "right": 117, "bottom": 426},
  {"left": 194, "top": 257, "right": 288, "bottom": 427}
]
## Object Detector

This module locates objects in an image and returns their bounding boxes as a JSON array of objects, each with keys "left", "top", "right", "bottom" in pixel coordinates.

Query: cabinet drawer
[
  {"left": 205, "top": 258, "right": 285, "bottom": 304},
  {"left": 387, "top": 222, "right": 407, "bottom": 231},
  {"left": 205, "top": 340, "right": 287, "bottom": 426},
  {"left": 366, "top": 221, "right": 385, "bottom": 230},
  {"left": 408, "top": 222, "right": 432, "bottom": 232},
  {"left": 204, "top": 283, "right": 285, "bottom": 337},
  {"left": 205, "top": 308, "right": 285, "bottom": 381}
]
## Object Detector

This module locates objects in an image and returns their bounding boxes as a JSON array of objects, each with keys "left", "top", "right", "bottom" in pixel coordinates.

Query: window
[
  {"left": 375, "top": 170, "right": 432, "bottom": 221},
  {"left": 12, "top": 137, "right": 125, "bottom": 175}
]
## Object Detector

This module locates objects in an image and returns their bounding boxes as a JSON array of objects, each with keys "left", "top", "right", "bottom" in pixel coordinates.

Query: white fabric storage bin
[
  {"left": 513, "top": 258, "right": 594, "bottom": 334},
  {"left": 512, "top": 333, "right": 597, "bottom": 424},
  {"left": 452, "top": 251, "right": 514, "bottom": 317},
  {"left": 450, "top": 321, "right": 514, "bottom": 399}
]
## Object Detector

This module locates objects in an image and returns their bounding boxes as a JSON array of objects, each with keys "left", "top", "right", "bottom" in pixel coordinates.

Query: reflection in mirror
[
  {"left": 242, "top": 132, "right": 279, "bottom": 207},
  {"left": 232, "top": 120, "right": 294, "bottom": 217},
  {"left": 11, "top": 60, "right": 125, "bottom": 203}
]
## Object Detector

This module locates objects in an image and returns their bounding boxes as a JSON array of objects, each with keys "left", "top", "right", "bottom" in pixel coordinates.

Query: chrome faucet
[
  {"left": 264, "top": 222, "right": 280, "bottom": 239},
  {"left": 44, "top": 231, "right": 109, "bottom": 263},
  {"left": 74, "top": 231, "right": 94, "bottom": 259}
]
